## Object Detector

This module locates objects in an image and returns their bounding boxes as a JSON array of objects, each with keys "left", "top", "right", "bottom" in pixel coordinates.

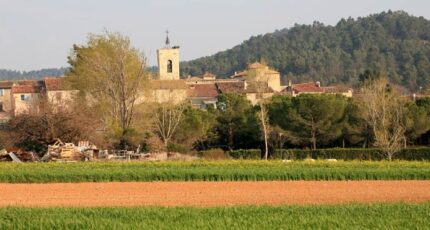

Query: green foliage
[
  {"left": 0, "top": 160, "right": 430, "bottom": 183},
  {"left": 0, "top": 203, "right": 430, "bottom": 229},
  {"left": 174, "top": 106, "right": 217, "bottom": 150},
  {"left": 227, "top": 149, "right": 261, "bottom": 159},
  {"left": 268, "top": 94, "right": 347, "bottom": 149},
  {"left": 67, "top": 31, "right": 148, "bottom": 149},
  {"left": 181, "top": 11, "right": 430, "bottom": 90},
  {"left": 214, "top": 93, "right": 260, "bottom": 150},
  {"left": 271, "top": 147, "right": 430, "bottom": 160}
]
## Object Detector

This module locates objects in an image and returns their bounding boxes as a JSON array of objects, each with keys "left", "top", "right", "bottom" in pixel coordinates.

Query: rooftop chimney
[{"left": 316, "top": 81, "right": 321, "bottom": 87}]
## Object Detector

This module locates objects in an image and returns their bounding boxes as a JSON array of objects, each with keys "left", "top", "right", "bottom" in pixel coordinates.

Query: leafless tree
[
  {"left": 359, "top": 77, "right": 406, "bottom": 160},
  {"left": 153, "top": 101, "right": 186, "bottom": 150},
  {"left": 246, "top": 68, "right": 272, "bottom": 160}
]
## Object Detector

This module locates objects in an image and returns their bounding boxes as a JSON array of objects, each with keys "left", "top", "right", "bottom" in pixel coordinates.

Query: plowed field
[{"left": 1, "top": 181, "right": 429, "bottom": 207}]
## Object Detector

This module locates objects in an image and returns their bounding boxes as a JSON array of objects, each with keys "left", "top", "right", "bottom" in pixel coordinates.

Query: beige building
[
  {"left": 147, "top": 80, "right": 189, "bottom": 104},
  {"left": 44, "top": 77, "right": 78, "bottom": 110},
  {"left": 0, "top": 81, "right": 14, "bottom": 113},
  {"left": 230, "top": 62, "right": 284, "bottom": 92},
  {"left": 11, "top": 80, "right": 45, "bottom": 115},
  {"left": 157, "top": 33, "right": 180, "bottom": 80}
]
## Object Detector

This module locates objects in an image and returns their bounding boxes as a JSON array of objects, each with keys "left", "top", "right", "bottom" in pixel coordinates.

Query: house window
[
  {"left": 0, "top": 89, "right": 3, "bottom": 96},
  {"left": 0, "top": 102, "right": 3, "bottom": 112},
  {"left": 20, "top": 94, "right": 30, "bottom": 101},
  {"left": 167, "top": 60, "right": 173, "bottom": 73}
]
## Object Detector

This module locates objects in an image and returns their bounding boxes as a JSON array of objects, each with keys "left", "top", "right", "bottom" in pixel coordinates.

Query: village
[
  {"left": 0, "top": 36, "right": 356, "bottom": 163},
  {"left": 0, "top": 36, "right": 352, "bottom": 121}
]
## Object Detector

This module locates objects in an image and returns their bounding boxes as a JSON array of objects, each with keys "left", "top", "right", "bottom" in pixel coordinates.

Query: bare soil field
[{"left": 0, "top": 181, "right": 429, "bottom": 207}]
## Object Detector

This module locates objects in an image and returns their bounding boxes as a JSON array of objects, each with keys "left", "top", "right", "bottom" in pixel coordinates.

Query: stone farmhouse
[{"left": 0, "top": 35, "right": 352, "bottom": 121}]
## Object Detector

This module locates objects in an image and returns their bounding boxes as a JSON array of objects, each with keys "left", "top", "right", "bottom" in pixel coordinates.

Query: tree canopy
[{"left": 181, "top": 11, "right": 430, "bottom": 91}]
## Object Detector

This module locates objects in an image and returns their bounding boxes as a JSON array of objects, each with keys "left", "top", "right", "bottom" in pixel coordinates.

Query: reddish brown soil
[{"left": 0, "top": 181, "right": 429, "bottom": 207}]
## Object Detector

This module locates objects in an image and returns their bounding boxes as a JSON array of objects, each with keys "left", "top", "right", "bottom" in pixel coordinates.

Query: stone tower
[{"left": 157, "top": 31, "right": 180, "bottom": 80}]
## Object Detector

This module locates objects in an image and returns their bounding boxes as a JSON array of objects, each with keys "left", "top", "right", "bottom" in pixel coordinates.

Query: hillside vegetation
[
  {"left": 0, "top": 68, "right": 66, "bottom": 81},
  {"left": 181, "top": 11, "right": 430, "bottom": 91}
]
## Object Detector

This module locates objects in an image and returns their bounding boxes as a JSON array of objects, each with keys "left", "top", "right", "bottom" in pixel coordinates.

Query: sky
[{"left": 1, "top": 0, "right": 429, "bottom": 71}]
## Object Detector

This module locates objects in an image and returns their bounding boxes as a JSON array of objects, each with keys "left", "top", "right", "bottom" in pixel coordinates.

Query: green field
[
  {"left": 0, "top": 160, "right": 429, "bottom": 183},
  {"left": 0, "top": 203, "right": 428, "bottom": 229}
]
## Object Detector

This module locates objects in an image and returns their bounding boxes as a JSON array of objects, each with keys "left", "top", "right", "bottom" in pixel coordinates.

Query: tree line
[{"left": 0, "top": 68, "right": 67, "bottom": 81}]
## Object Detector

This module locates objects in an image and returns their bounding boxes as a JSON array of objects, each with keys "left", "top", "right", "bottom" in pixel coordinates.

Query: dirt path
[{"left": 0, "top": 181, "right": 429, "bottom": 207}]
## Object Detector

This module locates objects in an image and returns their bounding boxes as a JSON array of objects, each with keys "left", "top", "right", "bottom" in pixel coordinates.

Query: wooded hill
[
  {"left": 180, "top": 11, "right": 430, "bottom": 91},
  {"left": 0, "top": 68, "right": 67, "bottom": 81}
]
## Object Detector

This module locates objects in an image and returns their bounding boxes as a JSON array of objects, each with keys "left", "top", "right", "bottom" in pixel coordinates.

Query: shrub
[
  {"left": 198, "top": 149, "right": 228, "bottom": 160},
  {"left": 271, "top": 147, "right": 430, "bottom": 160},
  {"left": 167, "top": 143, "right": 189, "bottom": 153},
  {"left": 228, "top": 149, "right": 261, "bottom": 159}
]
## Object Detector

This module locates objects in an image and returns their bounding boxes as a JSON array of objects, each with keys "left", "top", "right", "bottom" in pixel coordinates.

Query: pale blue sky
[{"left": 1, "top": 0, "right": 429, "bottom": 70}]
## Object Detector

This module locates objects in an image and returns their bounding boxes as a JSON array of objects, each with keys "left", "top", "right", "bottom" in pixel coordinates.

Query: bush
[
  {"left": 228, "top": 149, "right": 261, "bottom": 159},
  {"left": 198, "top": 149, "right": 228, "bottom": 160},
  {"left": 271, "top": 147, "right": 430, "bottom": 160},
  {"left": 167, "top": 143, "right": 189, "bottom": 153}
]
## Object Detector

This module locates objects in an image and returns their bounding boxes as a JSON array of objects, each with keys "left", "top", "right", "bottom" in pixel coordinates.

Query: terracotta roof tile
[
  {"left": 292, "top": 82, "right": 324, "bottom": 93},
  {"left": 12, "top": 85, "right": 42, "bottom": 94},
  {"left": 189, "top": 84, "right": 219, "bottom": 98},
  {"left": 0, "top": 81, "right": 14, "bottom": 89},
  {"left": 216, "top": 82, "right": 245, "bottom": 93},
  {"left": 44, "top": 77, "right": 68, "bottom": 91},
  {"left": 12, "top": 80, "right": 44, "bottom": 94}
]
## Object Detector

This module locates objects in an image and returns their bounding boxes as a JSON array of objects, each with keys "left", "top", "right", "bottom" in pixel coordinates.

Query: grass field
[
  {"left": 0, "top": 203, "right": 428, "bottom": 229},
  {"left": 0, "top": 160, "right": 429, "bottom": 183}
]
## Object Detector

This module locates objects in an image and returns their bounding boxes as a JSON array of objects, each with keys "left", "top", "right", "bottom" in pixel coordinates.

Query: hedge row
[
  {"left": 227, "top": 149, "right": 261, "bottom": 159},
  {"left": 226, "top": 147, "right": 430, "bottom": 160}
]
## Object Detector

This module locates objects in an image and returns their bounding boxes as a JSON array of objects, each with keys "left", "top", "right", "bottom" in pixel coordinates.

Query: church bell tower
[{"left": 157, "top": 31, "right": 180, "bottom": 80}]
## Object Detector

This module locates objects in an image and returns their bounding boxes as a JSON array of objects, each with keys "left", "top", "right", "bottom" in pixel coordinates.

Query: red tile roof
[
  {"left": 12, "top": 85, "right": 41, "bottom": 94},
  {"left": 44, "top": 77, "right": 68, "bottom": 91},
  {"left": 0, "top": 81, "right": 14, "bottom": 89},
  {"left": 12, "top": 80, "right": 44, "bottom": 94},
  {"left": 216, "top": 82, "right": 245, "bottom": 93},
  {"left": 189, "top": 84, "right": 219, "bottom": 98},
  {"left": 292, "top": 82, "right": 324, "bottom": 93},
  {"left": 321, "top": 85, "right": 352, "bottom": 93}
]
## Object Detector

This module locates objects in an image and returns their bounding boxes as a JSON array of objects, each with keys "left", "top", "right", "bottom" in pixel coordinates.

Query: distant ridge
[
  {"left": 0, "top": 68, "right": 67, "bottom": 81},
  {"left": 181, "top": 11, "right": 430, "bottom": 91}
]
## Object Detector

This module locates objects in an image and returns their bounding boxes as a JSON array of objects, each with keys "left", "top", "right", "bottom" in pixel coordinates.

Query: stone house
[{"left": 11, "top": 80, "right": 45, "bottom": 115}]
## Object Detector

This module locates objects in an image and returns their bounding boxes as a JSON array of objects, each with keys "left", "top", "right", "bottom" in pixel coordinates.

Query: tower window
[{"left": 167, "top": 60, "right": 173, "bottom": 73}]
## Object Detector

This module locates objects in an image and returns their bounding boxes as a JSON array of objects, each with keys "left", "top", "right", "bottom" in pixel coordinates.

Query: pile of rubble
[
  {"left": 1, "top": 139, "right": 195, "bottom": 163},
  {"left": 42, "top": 139, "right": 99, "bottom": 162},
  {"left": 0, "top": 148, "right": 37, "bottom": 162}
]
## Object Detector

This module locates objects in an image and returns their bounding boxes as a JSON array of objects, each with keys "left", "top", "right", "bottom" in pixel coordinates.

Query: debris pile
[
  {"left": 43, "top": 139, "right": 98, "bottom": 162},
  {"left": 0, "top": 148, "right": 37, "bottom": 163}
]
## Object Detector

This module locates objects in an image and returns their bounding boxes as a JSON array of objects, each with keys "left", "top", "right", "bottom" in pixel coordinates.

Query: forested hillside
[
  {"left": 0, "top": 68, "right": 66, "bottom": 81},
  {"left": 181, "top": 11, "right": 430, "bottom": 91}
]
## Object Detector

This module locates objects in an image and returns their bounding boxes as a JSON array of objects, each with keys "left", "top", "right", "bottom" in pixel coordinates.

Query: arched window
[{"left": 167, "top": 60, "right": 173, "bottom": 73}]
